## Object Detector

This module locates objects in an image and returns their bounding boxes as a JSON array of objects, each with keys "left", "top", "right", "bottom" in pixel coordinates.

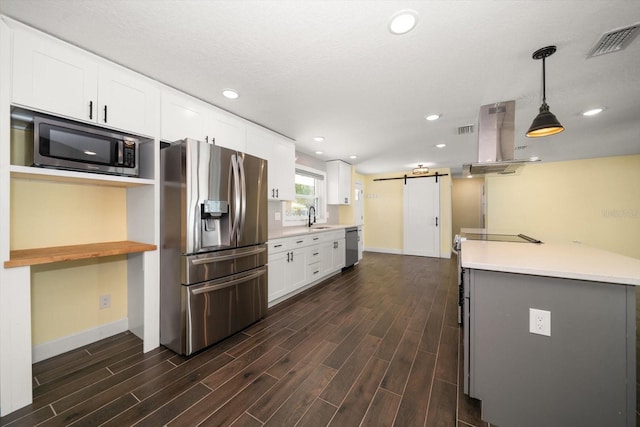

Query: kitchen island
[{"left": 461, "top": 240, "right": 640, "bottom": 427}]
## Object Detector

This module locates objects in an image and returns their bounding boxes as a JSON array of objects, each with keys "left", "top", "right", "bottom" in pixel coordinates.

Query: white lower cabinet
[{"left": 268, "top": 230, "right": 346, "bottom": 304}]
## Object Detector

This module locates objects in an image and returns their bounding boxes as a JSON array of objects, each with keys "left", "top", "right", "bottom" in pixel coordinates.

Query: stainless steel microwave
[{"left": 33, "top": 114, "right": 139, "bottom": 177}]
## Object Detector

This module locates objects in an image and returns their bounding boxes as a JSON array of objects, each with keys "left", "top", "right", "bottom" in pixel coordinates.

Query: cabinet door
[
  {"left": 270, "top": 137, "right": 295, "bottom": 201},
  {"left": 97, "top": 64, "right": 159, "bottom": 137},
  {"left": 320, "top": 241, "right": 334, "bottom": 276},
  {"left": 161, "top": 89, "right": 208, "bottom": 142},
  {"left": 287, "top": 248, "right": 307, "bottom": 291},
  {"left": 12, "top": 28, "right": 98, "bottom": 122},
  {"left": 210, "top": 109, "right": 246, "bottom": 152},
  {"left": 326, "top": 160, "right": 351, "bottom": 205},
  {"left": 268, "top": 252, "right": 288, "bottom": 302},
  {"left": 339, "top": 162, "right": 352, "bottom": 204},
  {"left": 245, "top": 128, "right": 295, "bottom": 201},
  {"left": 332, "top": 239, "right": 346, "bottom": 270}
]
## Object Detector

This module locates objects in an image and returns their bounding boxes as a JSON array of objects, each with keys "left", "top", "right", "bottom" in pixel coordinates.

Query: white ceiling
[{"left": 1, "top": 0, "right": 639, "bottom": 175}]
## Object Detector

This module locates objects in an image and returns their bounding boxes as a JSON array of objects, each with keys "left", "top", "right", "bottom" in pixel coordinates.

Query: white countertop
[
  {"left": 461, "top": 240, "right": 640, "bottom": 286},
  {"left": 269, "top": 224, "right": 355, "bottom": 240}
]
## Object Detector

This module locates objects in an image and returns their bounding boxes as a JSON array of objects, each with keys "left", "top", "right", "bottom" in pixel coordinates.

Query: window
[{"left": 283, "top": 166, "right": 326, "bottom": 225}]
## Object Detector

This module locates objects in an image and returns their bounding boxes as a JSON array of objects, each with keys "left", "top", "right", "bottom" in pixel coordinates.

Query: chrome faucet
[{"left": 308, "top": 206, "right": 316, "bottom": 227}]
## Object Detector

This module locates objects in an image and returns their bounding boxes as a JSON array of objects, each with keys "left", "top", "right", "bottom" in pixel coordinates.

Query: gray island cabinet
[{"left": 461, "top": 240, "right": 640, "bottom": 427}]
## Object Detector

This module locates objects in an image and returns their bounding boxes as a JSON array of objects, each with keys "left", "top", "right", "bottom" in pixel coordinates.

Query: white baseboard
[
  {"left": 32, "top": 318, "right": 129, "bottom": 363},
  {"left": 363, "top": 247, "right": 403, "bottom": 255}
]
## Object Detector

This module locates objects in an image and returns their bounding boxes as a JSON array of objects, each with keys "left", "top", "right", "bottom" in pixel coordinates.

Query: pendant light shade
[{"left": 526, "top": 46, "right": 564, "bottom": 138}]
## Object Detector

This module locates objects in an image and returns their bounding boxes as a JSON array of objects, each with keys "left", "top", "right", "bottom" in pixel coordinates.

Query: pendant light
[
  {"left": 412, "top": 164, "right": 429, "bottom": 175},
  {"left": 526, "top": 46, "right": 564, "bottom": 138}
]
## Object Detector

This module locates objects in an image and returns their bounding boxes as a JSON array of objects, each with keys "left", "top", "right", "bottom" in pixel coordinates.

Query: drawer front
[
  {"left": 269, "top": 239, "right": 289, "bottom": 253},
  {"left": 306, "top": 261, "right": 322, "bottom": 281},
  {"left": 306, "top": 245, "right": 322, "bottom": 264}
]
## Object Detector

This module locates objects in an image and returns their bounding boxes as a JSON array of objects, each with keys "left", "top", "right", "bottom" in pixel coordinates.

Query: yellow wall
[
  {"left": 452, "top": 177, "right": 484, "bottom": 235},
  {"left": 486, "top": 155, "right": 640, "bottom": 259},
  {"left": 362, "top": 169, "right": 452, "bottom": 256},
  {"left": 11, "top": 178, "right": 128, "bottom": 345}
]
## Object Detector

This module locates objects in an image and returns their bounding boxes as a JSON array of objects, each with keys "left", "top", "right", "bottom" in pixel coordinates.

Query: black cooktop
[{"left": 464, "top": 233, "right": 542, "bottom": 244}]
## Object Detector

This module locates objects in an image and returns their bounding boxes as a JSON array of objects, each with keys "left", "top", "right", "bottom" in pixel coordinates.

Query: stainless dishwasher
[{"left": 344, "top": 227, "right": 358, "bottom": 269}]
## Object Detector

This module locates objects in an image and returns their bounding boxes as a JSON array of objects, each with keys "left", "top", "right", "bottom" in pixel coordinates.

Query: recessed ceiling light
[
  {"left": 582, "top": 107, "right": 604, "bottom": 116},
  {"left": 425, "top": 114, "right": 440, "bottom": 121},
  {"left": 315, "top": 151, "right": 323, "bottom": 155},
  {"left": 467, "top": 175, "right": 473, "bottom": 179},
  {"left": 529, "top": 156, "right": 540, "bottom": 161},
  {"left": 388, "top": 10, "right": 418, "bottom": 35},
  {"left": 435, "top": 143, "right": 446, "bottom": 148},
  {"left": 313, "top": 136, "right": 325, "bottom": 142},
  {"left": 349, "top": 155, "right": 357, "bottom": 159},
  {"left": 222, "top": 89, "right": 239, "bottom": 99}
]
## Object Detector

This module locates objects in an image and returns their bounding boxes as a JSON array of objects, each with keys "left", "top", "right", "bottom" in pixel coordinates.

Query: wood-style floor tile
[{"left": 0, "top": 252, "right": 503, "bottom": 427}]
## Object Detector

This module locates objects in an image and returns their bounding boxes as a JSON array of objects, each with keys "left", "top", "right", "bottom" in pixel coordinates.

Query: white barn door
[{"left": 403, "top": 177, "right": 440, "bottom": 257}]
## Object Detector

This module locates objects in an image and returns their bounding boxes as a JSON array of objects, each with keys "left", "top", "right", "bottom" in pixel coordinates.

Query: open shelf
[
  {"left": 10, "top": 165, "right": 155, "bottom": 187},
  {"left": 5, "top": 240, "right": 157, "bottom": 268}
]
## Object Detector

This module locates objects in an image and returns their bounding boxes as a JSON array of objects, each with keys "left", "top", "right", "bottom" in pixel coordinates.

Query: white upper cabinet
[
  {"left": 97, "top": 63, "right": 158, "bottom": 137},
  {"left": 326, "top": 160, "right": 352, "bottom": 205},
  {"left": 161, "top": 88, "right": 246, "bottom": 151},
  {"left": 12, "top": 28, "right": 98, "bottom": 122},
  {"left": 11, "top": 25, "right": 159, "bottom": 137},
  {"left": 160, "top": 88, "right": 209, "bottom": 143},
  {"left": 210, "top": 109, "right": 246, "bottom": 152},
  {"left": 246, "top": 126, "right": 295, "bottom": 201}
]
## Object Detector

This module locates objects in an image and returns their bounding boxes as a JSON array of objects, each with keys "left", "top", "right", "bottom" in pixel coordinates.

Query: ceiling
[{"left": 1, "top": 0, "right": 639, "bottom": 176}]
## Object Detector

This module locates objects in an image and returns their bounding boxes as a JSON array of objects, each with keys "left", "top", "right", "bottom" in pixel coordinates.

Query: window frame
[{"left": 282, "top": 164, "right": 327, "bottom": 227}]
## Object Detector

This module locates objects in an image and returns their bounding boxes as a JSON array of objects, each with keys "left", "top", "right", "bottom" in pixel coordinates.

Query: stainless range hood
[{"left": 463, "top": 100, "right": 533, "bottom": 175}]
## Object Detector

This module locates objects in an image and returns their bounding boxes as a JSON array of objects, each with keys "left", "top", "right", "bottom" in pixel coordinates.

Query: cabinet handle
[
  {"left": 313, "top": 270, "right": 319, "bottom": 275},
  {"left": 274, "top": 244, "right": 283, "bottom": 248},
  {"left": 296, "top": 240, "right": 304, "bottom": 244},
  {"left": 290, "top": 251, "right": 294, "bottom": 261},
  {"left": 333, "top": 241, "right": 338, "bottom": 249},
  {"left": 276, "top": 188, "right": 279, "bottom": 198},
  {"left": 89, "top": 101, "right": 93, "bottom": 119},
  {"left": 103, "top": 105, "right": 108, "bottom": 123},
  {"left": 313, "top": 252, "right": 319, "bottom": 256},
  {"left": 272, "top": 189, "right": 275, "bottom": 198},
  {"left": 435, "top": 217, "right": 439, "bottom": 227},
  {"left": 313, "top": 237, "right": 319, "bottom": 241},
  {"left": 345, "top": 197, "right": 348, "bottom": 204},
  {"left": 205, "top": 136, "right": 209, "bottom": 144},
  {"left": 287, "top": 252, "right": 290, "bottom": 262}
]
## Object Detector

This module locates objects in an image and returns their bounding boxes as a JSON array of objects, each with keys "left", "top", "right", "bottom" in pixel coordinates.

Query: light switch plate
[{"left": 529, "top": 308, "right": 551, "bottom": 336}]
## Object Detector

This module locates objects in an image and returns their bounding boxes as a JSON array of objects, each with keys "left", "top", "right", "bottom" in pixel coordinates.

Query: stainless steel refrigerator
[{"left": 160, "top": 138, "right": 268, "bottom": 355}]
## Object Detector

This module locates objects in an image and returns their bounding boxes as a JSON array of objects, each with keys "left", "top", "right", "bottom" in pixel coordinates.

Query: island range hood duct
[{"left": 463, "top": 100, "right": 531, "bottom": 175}]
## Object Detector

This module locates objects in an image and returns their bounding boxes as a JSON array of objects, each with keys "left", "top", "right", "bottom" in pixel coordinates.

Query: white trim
[
  {"left": 364, "top": 247, "right": 403, "bottom": 255},
  {"left": 32, "top": 318, "right": 129, "bottom": 363}
]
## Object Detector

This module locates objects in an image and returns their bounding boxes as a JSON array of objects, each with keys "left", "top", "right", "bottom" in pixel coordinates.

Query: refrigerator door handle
[
  {"left": 237, "top": 155, "right": 247, "bottom": 240},
  {"left": 190, "top": 268, "right": 267, "bottom": 295},
  {"left": 230, "top": 154, "right": 241, "bottom": 241},
  {"left": 190, "top": 247, "right": 266, "bottom": 265}
]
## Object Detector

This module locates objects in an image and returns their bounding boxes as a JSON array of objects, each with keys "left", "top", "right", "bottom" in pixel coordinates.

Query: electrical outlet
[
  {"left": 275, "top": 212, "right": 281, "bottom": 221},
  {"left": 99, "top": 294, "right": 111, "bottom": 309},
  {"left": 529, "top": 308, "right": 551, "bottom": 336}
]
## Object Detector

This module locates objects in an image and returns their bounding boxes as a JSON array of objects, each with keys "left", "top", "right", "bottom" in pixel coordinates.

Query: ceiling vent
[
  {"left": 587, "top": 23, "right": 640, "bottom": 57},
  {"left": 457, "top": 124, "right": 475, "bottom": 135}
]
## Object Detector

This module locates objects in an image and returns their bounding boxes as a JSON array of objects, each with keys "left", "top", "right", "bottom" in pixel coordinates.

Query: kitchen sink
[{"left": 311, "top": 226, "right": 332, "bottom": 230}]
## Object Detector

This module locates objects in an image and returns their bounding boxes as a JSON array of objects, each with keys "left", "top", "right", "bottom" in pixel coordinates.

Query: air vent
[
  {"left": 587, "top": 23, "right": 640, "bottom": 57},
  {"left": 457, "top": 124, "right": 475, "bottom": 135},
  {"left": 488, "top": 105, "right": 507, "bottom": 115}
]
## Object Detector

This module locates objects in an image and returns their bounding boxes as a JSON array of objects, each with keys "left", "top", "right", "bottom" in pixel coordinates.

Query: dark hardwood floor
[{"left": 2, "top": 252, "right": 495, "bottom": 426}]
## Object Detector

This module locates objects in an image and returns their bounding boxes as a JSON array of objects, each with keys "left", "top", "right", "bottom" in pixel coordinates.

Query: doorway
[{"left": 403, "top": 177, "right": 440, "bottom": 257}]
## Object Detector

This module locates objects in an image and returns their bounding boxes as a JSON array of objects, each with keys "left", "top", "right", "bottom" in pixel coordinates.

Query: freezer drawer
[
  {"left": 184, "top": 266, "right": 267, "bottom": 355},
  {"left": 182, "top": 244, "right": 267, "bottom": 285}
]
